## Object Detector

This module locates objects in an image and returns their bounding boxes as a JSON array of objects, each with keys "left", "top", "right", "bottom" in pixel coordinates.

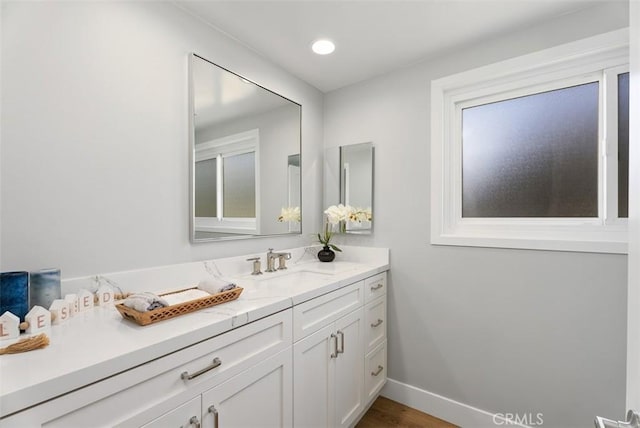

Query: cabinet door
[
  {"left": 334, "top": 308, "right": 364, "bottom": 428},
  {"left": 140, "top": 396, "right": 201, "bottom": 428},
  {"left": 293, "top": 324, "right": 336, "bottom": 428},
  {"left": 202, "top": 349, "right": 292, "bottom": 428}
]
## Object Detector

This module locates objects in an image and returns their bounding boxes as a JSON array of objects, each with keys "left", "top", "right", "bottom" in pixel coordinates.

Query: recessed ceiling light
[{"left": 312, "top": 39, "right": 335, "bottom": 55}]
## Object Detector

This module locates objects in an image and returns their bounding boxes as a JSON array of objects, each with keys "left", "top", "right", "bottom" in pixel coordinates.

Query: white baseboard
[{"left": 381, "top": 378, "right": 531, "bottom": 428}]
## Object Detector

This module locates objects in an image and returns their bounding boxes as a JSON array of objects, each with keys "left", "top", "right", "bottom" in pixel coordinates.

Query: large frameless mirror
[{"left": 190, "top": 53, "right": 302, "bottom": 242}]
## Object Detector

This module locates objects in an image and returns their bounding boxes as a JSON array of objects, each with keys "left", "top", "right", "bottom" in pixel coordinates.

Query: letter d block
[{"left": 96, "top": 285, "right": 114, "bottom": 306}]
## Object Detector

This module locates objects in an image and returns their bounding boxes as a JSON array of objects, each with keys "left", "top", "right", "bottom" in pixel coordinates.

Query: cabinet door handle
[
  {"left": 370, "top": 283, "right": 383, "bottom": 291},
  {"left": 208, "top": 405, "right": 219, "bottom": 428},
  {"left": 337, "top": 330, "right": 345, "bottom": 354},
  {"left": 330, "top": 333, "right": 338, "bottom": 359},
  {"left": 189, "top": 416, "right": 201, "bottom": 428},
  {"left": 181, "top": 357, "right": 222, "bottom": 381},
  {"left": 371, "top": 365, "right": 384, "bottom": 376},
  {"left": 371, "top": 319, "right": 383, "bottom": 328}
]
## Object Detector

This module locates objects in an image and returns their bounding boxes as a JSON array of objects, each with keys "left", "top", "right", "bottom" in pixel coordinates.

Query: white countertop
[{"left": 0, "top": 248, "right": 388, "bottom": 418}]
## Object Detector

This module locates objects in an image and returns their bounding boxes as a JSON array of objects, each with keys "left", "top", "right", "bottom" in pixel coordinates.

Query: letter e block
[
  {"left": 77, "top": 290, "right": 94, "bottom": 312},
  {"left": 25, "top": 306, "right": 51, "bottom": 334}
]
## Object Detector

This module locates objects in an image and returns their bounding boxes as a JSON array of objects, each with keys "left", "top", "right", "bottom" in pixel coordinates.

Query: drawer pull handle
[
  {"left": 337, "top": 330, "right": 345, "bottom": 354},
  {"left": 189, "top": 416, "right": 201, "bottom": 428},
  {"left": 330, "top": 333, "right": 338, "bottom": 359},
  {"left": 371, "top": 365, "right": 384, "bottom": 377},
  {"left": 371, "top": 319, "right": 384, "bottom": 328},
  {"left": 181, "top": 357, "right": 222, "bottom": 381},
  {"left": 370, "top": 283, "right": 383, "bottom": 291},
  {"left": 208, "top": 405, "right": 219, "bottom": 428}
]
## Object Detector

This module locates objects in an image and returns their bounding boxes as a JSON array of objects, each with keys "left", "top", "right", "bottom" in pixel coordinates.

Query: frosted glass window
[
  {"left": 194, "top": 158, "right": 217, "bottom": 217},
  {"left": 618, "top": 72, "right": 629, "bottom": 218},
  {"left": 462, "top": 82, "right": 599, "bottom": 218},
  {"left": 223, "top": 152, "right": 256, "bottom": 218}
]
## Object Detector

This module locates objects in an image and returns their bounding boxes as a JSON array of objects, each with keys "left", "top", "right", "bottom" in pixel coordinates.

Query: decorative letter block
[
  {"left": 77, "top": 290, "right": 94, "bottom": 312},
  {"left": 49, "top": 299, "right": 70, "bottom": 325},
  {"left": 96, "top": 285, "right": 114, "bottom": 306},
  {"left": 65, "top": 294, "right": 78, "bottom": 317},
  {"left": 0, "top": 311, "right": 20, "bottom": 341},
  {"left": 25, "top": 305, "right": 51, "bottom": 334}
]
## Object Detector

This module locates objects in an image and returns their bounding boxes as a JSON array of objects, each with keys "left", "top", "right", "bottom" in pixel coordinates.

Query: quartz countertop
[{"left": 0, "top": 247, "right": 388, "bottom": 418}]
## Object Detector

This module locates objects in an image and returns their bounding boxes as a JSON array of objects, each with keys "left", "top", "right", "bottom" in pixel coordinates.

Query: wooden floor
[{"left": 356, "top": 397, "right": 458, "bottom": 428}]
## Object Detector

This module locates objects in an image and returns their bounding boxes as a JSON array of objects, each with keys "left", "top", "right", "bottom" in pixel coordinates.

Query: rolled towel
[
  {"left": 122, "top": 292, "right": 169, "bottom": 312},
  {"left": 198, "top": 278, "right": 237, "bottom": 295}
]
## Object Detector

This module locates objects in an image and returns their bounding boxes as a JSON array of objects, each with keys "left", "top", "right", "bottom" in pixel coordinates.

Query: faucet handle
[{"left": 246, "top": 257, "right": 262, "bottom": 275}]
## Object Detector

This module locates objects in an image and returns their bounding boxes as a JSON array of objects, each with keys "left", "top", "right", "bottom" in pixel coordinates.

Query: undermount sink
[{"left": 246, "top": 269, "right": 332, "bottom": 283}]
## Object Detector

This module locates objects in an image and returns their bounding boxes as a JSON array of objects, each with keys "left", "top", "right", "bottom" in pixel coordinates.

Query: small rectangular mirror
[
  {"left": 324, "top": 142, "right": 374, "bottom": 234},
  {"left": 190, "top": 53, "right": 302, "bottom": 242}
]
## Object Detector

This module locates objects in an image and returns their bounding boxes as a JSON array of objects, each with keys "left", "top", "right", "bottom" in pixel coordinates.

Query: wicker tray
[{"left": 115, "top": 286, "right": 243, "bottom": 326}]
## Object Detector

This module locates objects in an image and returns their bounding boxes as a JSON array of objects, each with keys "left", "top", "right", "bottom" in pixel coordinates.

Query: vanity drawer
[
  {"left": 365, "top": 340, "right": 387, "bottom": 402},
  {"left": 364, "top": 295, "right": 386, "bottom": 353},
  {"left": 18, "top": 310, "right": 292, "bottom": 428},
  {"left": 364, "top": 273, "right": 386, "bottom": 303},
  {"left": 293, "top": 281, "right": 364, "bottom": 342}
]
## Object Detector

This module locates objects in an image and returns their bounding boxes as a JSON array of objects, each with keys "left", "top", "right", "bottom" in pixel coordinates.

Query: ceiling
[{"left": 176, "top": 1, "right": 618, "bottom": 93}]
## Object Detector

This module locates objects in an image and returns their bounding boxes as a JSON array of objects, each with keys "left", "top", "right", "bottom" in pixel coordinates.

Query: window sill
[{"left": 431, "top": 226, "right": 628, "bottom": 254}]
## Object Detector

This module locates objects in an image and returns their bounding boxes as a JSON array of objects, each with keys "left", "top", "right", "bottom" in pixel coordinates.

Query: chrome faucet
[
  {"left": 266, "top": 249, "right": 278, "bottom": 272},
  {"left": 246, "top": 257, "right": 262, "bottom": 275},
  {"left": 277, "top": 252, "right": 291, "bottom": 270},
  {"left": 266, "top": 248, "right": 291, "bottom": 272}
]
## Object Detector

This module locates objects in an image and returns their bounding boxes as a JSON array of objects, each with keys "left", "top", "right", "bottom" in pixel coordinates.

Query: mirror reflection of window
[
  {"left": 193, "top": 129, "right": 259, "bottom": 235},
  {"left": 223, "top": 151, "right": 256, "bottom": 218},
  {"left": 194, "top": 158, "right": 217, "bottom": 217}
]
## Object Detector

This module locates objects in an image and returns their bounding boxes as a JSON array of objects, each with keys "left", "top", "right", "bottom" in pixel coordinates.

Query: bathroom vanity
[{"left": 0, "top": 246, "right": 388, "bottom": 427}]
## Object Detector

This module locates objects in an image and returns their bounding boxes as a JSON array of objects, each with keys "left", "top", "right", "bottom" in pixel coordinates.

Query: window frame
[
  {"left": 194, "top": 129, "right": 261, "bottom": 235},
  {"left": 430, "top": 29, "right": 629, "bottom": 254}
]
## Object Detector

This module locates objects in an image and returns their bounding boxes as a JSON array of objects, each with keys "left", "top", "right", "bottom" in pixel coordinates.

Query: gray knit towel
[{"left": 122, "top": 292, "right": 169, "bottom": 312}]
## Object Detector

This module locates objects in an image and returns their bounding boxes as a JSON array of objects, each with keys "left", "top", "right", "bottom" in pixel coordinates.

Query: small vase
[{"left": 317, "top": 246, "right": 336, "bottom": 262}]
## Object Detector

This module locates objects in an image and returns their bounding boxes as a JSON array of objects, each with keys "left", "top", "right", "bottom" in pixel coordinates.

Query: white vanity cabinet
[
  {"left": 1, "top": 310, "right": 292, "bottom": 428},
  {"left": 292, "top": 272, "right": 387, "bottom": 428},
  {"left": 0, "top": 264, "right": 389, "bottom": 428}
]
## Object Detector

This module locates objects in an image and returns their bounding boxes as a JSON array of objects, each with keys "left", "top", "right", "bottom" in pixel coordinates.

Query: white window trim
[
  {"left": 431, "top": 28, "right": 629, "bottom": 254},
  {"left": 194, "top": 129, "right": 261, "bottom": 235}
]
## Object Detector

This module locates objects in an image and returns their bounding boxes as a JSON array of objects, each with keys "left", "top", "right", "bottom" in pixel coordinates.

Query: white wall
[
  {"left": 1, "top": 1, "right": 324, "bottom": 277},
  {"left": 324, "top": 3, "right": 629, "bottom": 427}
]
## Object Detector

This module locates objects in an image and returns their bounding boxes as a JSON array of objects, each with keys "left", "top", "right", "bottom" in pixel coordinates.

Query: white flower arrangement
[
  {"left": 318, "top": 204, "right": 373, "bottom": 251},
  {"left": 277, "top": 206, "right": 301, "bottom": 223},
  {"left": 324, "top": 204, "right": 372, "bottom": 226}
]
